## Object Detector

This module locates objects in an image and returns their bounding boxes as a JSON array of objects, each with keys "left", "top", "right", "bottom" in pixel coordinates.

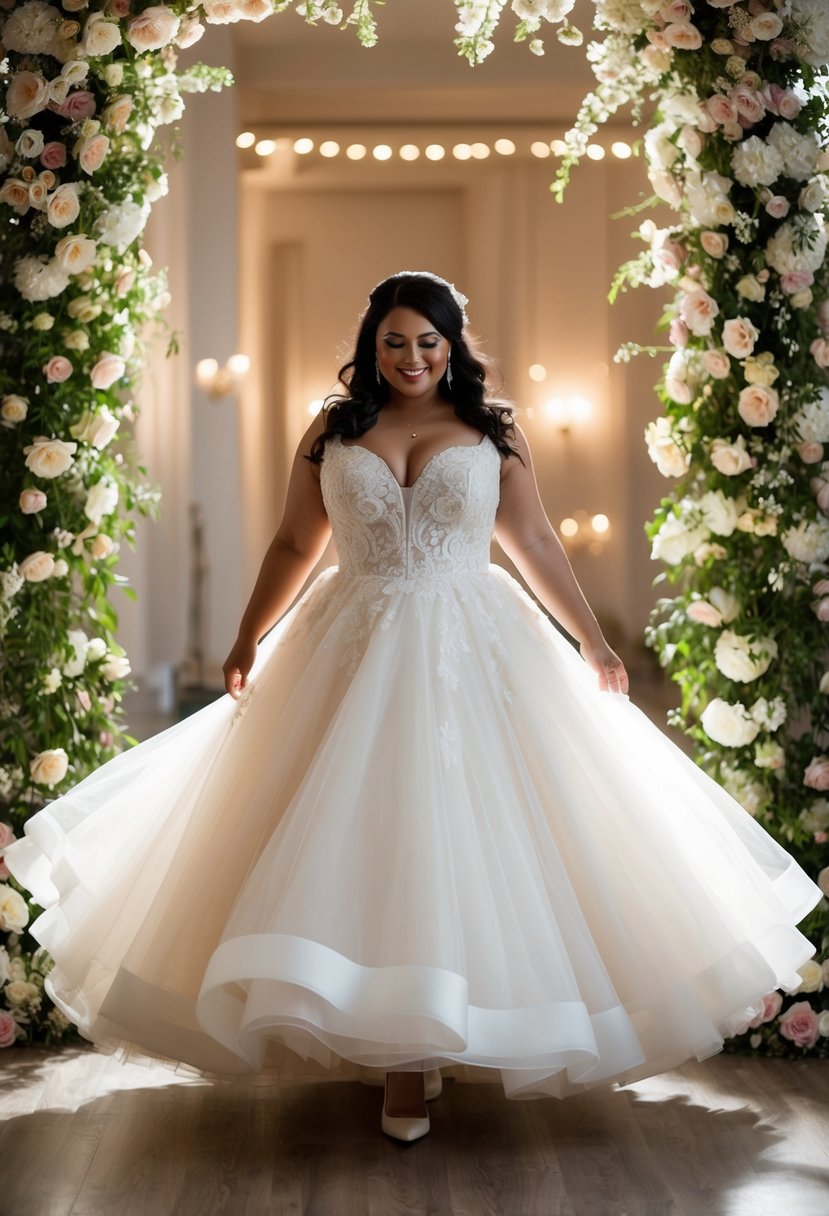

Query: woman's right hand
[{"left": 223, "top": 635, "right": 257, "bottom": 698}]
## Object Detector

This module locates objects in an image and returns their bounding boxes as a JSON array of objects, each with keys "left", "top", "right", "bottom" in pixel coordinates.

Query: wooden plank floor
[{"left": 1, "top": 1048, "right": 827, "bottom": 1216}]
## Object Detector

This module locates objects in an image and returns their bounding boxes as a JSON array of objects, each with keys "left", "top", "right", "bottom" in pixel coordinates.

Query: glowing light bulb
[
  {"left": 560, "top": 517, "right": 579, "bottom": 538},
  {"left": 307, "top": 398, "right": 324, "bottom": 416},
  {"left": 586, "top": 144, "right": 605, "bottom": 160},
  {"left": 346, "top": 143, "right": 367, "bottom": 160},
  {"left": 293, "top": 137, "right": 314, "bottom": 155},
  {"left": 550, "top": 139, "right": 567, "bottom": 156},
  {"left": 373, "top": 144, "right": 393, "bottom": 161},
  {"left": 591, "top": 513, "right": 610, "bottom": 534},
  {"left": 528, "top": 364, "right": 547, "bottom": 383},
  {"left": 227, "top": 353, "right": 250, "bottom": 376},
  {"left": 494, "top": 138, "right": 516, "bottom": 156},
  {"left": 530, "top": 141, "right": 551, "bottom": 158},
  {"left": 425, "top": 144, "right": 446, "bottom": 161},
  {"left": 400, "top": 144, "right": 420, "bottom": 161},
  {"left": 319, "top": 140, "right": 340, "bottom": 158},
  {"left": 453, "top": 143, "right": 472, "bottom": 161},
  {"left": 470, "top": 142, "right": 490, "bottom": 159},
  {"left": 254, "top": 139, "right": 275, "bottom": 157},
  {"left": 236, "top": 131, "right": 256, "bottom": 149},
  {"left": 611, "top": 141, "right": 632, "bottom": 159}
]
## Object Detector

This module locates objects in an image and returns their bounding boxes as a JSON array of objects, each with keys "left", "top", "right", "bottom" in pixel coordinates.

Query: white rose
[
  {"left": 709, "top": 586, "right": 740, "bottom": 623},
  {"left": 63, "top": 629, "right": 89, "bottom": 677},
  {"left": 714, "top": 630, "right": 778, "bottom": 682},
  {"left": 85, "top": 636, "right": 108, "bottom": 661},
  {"left": 782, "top": 518, "right": 829, "bottom": 564},
  {"left": 15, "top": 127, "right": 45, "bottom": 159},
  {"left": 83, "top": 13, "right": 121, "bottom": 56},
  {"left": 644, "top": 123, "right": 680, "bottom": 171},
  {"left": 101, "top": 654, "right": 131, "bottom": 681},
  {"left": 46, "top": 182, "right": 81, "bottom": 230},
  {"left": 710, "top": 435, "right": 753, "bottom": 475},
  {"left": 0, "top": 885, "right": 29, "bottom": 933},
  {"left": 1, "top": 394, "right": 29, "bottom": 426},
  {"left": 30, "top": 747, "right": 69, "bottom": 788},
  {"left": 23, "top": 436, "right": 77, "bottom": 479},
  {"left": 698, "top": 489, "right": 740, "bottom": 536},
  {"left": 794, "top": 960, "right": 824, "bottom": 993},
  {"left": 651, "top": 512, "right": 710, "bottom": 565},
  {"left": 70, "top": 406, "right": 119, "bottom": 450},
  {"left": 701, "top": 697, "right": 760, "bottom": 748},
  {"left": 84, "top": 481, "right": 119, "bottom": 524}
]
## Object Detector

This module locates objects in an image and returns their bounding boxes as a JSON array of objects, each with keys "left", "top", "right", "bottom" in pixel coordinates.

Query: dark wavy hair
[{"left": 306, "top": 271, "right": 522, "bottom": 465}]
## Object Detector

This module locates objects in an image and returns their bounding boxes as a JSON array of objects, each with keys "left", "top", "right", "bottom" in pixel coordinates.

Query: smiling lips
[{"left": 398, "top": 368, "right": 428, "bottom": 381}]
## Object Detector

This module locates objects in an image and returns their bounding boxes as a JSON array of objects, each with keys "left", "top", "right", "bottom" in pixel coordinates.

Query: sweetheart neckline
[{"left": 339, "top": 433, "right": 491, "bottom": 493}]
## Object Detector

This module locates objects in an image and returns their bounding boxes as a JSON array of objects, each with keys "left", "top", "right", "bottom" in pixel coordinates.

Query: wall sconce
[
  {"left": 559, "top": 510, "right": 610, "bottom": 556},
  {"left": 543, "top": 394, "right": 594, "bottom": 435},
  {"left": 194, "top": 353, "right": 250, "bottom": 399}
]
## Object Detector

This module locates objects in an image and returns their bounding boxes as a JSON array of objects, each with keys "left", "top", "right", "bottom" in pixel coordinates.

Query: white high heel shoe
[{"left": 381, "top": 1072, "right": 431, "bottom": 1143}]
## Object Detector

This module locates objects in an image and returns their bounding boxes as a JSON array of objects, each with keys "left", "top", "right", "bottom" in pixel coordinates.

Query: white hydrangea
[
  {"left": 0, "top": 565, "right": 24, "bottom": 603},
  {"left": 765, "top": 214, "right": 827, "bottom": 276},
  {"left": 791, "top": 0, "right": 829, "bottom": 66},
  {"left": 683, "top": 169, "right": 735, "bottom": 228},
  {"left": 594, "top": 0, "right": 648, "bottom": 33},
  {"left": 701, "top": 697, "right": 760, "bottom": 747},
  {"left": 714, "top": 630, "right": 778, "bottom": 682},
  {"left": 781, "top": 517, "right": 829, "bottom": 564},
  {"left": 13, "top": 255, "right": 70, "bottom": 302},
  {"left": 731, "top": 136, "right": 784, "bottom": 188},
  {"left": 94, "top": 199, "right": 151, "bottom": 253},
  {"left": 792, "top": 387, "right": 829, "bottom": 444},
  {"left": 1, "top": 0, "right": 62, "bottom": 54},
  {"left": 767, "top": 121, "right": 819, "bottom": 182}
]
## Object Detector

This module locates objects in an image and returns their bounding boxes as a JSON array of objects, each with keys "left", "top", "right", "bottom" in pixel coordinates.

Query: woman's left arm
[{"left": 493, "top": 422, "right": 629, "bottom": 695}]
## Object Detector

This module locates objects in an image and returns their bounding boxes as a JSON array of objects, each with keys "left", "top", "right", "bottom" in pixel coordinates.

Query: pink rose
[
  {"left": 706, "top": 94, "right": 738, "bottom": 125},
  {"left": 40, "top": 141, "right": 67, "bottom": 169},
  {"left": 800, "top": 442, "right": 825, "bottom": 464},
  {"left": 686, "top": 601, "right": 723, "bottom": 627},
  {"left": 19, "top": 488, "right": 47, "bottom": 514},
  {"left": 748, "top": 990, "right": 783, "bottom": 1028},
  {"left": 662, "top": 21, "right": 703, "bottom": 50},
  {"left": 115, "top": 269, "right": 135, "bottom": 296},
  {"left": 90, "top": 353, "right": 125, "bottom": 390},
  {"left": 730, "top": 85, "right": 764, "bottom": 125},
  {"left": 812, "top": 598, "right": 829, "bottom": 622},
  {"left": 0, "top": 822, "right": 15, "bottom": 881},
  {"left": 804, "top": 756, "right": 829, "bottom": 790},
  {"left": 738, "top": 384, "right": 779, "bottom": 427},
  {"left": 781, "top": 271, "right": 814, "bottom": 294},
  {"left": 778, "top": 1000, "right": 820, "bottom": 1049},
  {"left": 0, "top": 1012, "right": 17, "bottom": 1049},
  {"left": 108, "top": 0, "right": 131, "bottom": 14},
  {"left": 778, "top": 92, "right": 802, "bottom": 120},
  {"left": 700, "top": 230, "right": 728, "bottom": 258},
  {"left": 810, "top": 338, "right": 829, "bottom": 369},
  {"left": 702, "top": 349, "right": 731, "bottom": 379},
  {"left": 765, "top": 195, "right": 790, "bottom": 219},
  {"left": 76, "top": 689, "right": 92, "bottom": 713},
  {"left": 42, "top": 355, "right": 73, "bottom": 383},
  {"left": 661, "top": 0, "right": 692, "bottom": 20},
  {"left": 99, "top": 730, "right": 114, "bottom": 748},
  {"left": 51, "top": 90, "right": 96, "bottom": 121},
  {"left": 813, "top": 578, "right": 829, "bottom": 597},
  {"left": 669, "top": 318, "right": 689, "bottom": 347}
]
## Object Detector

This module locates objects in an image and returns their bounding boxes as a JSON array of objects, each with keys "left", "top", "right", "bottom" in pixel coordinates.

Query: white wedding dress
[{"left": 4, "top": 432, "right": 824, "bottom": 1100}]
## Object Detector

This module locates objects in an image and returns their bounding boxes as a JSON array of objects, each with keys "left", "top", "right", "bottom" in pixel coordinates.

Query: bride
[{"left": 4, "top": 271, "right": 823, "bottom": 1144}]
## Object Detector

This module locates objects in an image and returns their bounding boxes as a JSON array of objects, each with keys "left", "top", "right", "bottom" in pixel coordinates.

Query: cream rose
[
  {"left": 794, "top": 960, "right": 824, "bottom": 993},
  {"left": 70, "top": 406, "right": 120, "bottom": 450},
  {"left": 645, "top": 416, "right": 690, "bottom": 478},
  {"left": 125, "top": 5, "right": 180, "bottom": 51},
  {"left": 714, "top": 630, "right": 778, "bottom": 682},
  {"left": 738, "top": 385, "right": 779, "bottom": 427},
  {"left": 42, "top": 355, "right": 73, "bottom": 383},
  {"left": 23, "top": 436, "right": 78, "bottom": 479},
  {"left": 680, "top": 289, "right": 720, "bottom": 337},
  {"left": 101, "top": 95, "right": 133, "bottom": 134},
  {"left": 83, "top": 13, "right": 121, "bottom": 56},
  {"left": 102, "top": 653, "right": 131, "bottom": 681},
  {"left": 84, "top": 480, "right": 119, "bottom": 524},
  {"left": 702, "top": 349, "right": 731, "bottom": 379},
  {"left": 46, "top": 182, "right": 81, "bottom": 229},
  {"left": 30, "top": 747, "right": 69, "bottom": 788},
  {"left": 20, "top": 551, "right": 56, "bottom": 582},
  {"left": 736, "top": 275, "right": 765, "bottom": 303},
  {"left": 54, "top": 233, "right": 96, "bottom": 275},
  {"left": 710, "top": 435, "right": 753, "bottom": 475},
  {"left": 6, "top": 71, "right": 49, "bottom": 121},
  {"left": 699, "top": 489, "right": 739, "bottom": 536},
  {"left": 722, "top": 317, "right": 759, "bottom": 359},
  {"left": 0, "top": 179, "right": 30, "bottom": 215},
  {"left": 700, "top": 231, "right": 728, "bottom": 258},
  {"left": 0, "top": 885, "right": 29, "bottom": 933},
  {"left": 90, "top": 352, "right": 125, "bottom": 390},
  {"left": 1, "top": 394, "right": 29, "bottom": 425}
]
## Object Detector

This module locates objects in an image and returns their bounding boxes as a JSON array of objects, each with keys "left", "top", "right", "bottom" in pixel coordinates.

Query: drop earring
[
  {"left": 375, "top": 355, "right": 381, "bottom": 385},
  {"left": 446, "top": 355, "right": 453, "bottom": 389}
]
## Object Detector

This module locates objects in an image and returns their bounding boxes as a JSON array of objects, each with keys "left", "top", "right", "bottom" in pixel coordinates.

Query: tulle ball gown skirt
[{"left": 4, "top": 435, "right": 824, "bottom": 1100}]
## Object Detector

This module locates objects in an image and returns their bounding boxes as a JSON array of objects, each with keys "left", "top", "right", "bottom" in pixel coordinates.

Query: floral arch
[{"left": 0, "top": 0, "right": 827, "bottom": 1056}]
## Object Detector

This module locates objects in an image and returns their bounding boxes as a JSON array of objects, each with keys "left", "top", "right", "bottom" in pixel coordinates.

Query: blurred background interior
[{"left": 119, "top": 0, "right": 687, "bottom": 746}]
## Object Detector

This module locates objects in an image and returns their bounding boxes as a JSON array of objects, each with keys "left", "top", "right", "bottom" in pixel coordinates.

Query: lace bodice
[{"left": 319, "top": 433, "right": 501, "bottom": 580}]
